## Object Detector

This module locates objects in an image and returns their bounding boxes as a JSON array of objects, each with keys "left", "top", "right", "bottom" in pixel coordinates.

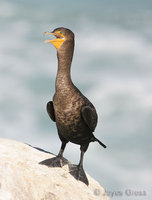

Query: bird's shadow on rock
[
  {"left": 26, "top": 143, "right": 55, "bottom": 155},
  {"left": 27, "top": 144, "right": 89, "bottom": 186},
  {"left": 39, "top": 157, "right": 89, "bottom": 185}
]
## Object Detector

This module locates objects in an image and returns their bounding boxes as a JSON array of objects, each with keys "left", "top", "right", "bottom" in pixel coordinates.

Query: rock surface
[{"left": 0, "top": 138, "right": 109, "bottom": 200}]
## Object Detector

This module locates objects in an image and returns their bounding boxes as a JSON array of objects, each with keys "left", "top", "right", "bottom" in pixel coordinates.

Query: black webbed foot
[
  {"left": 69, "top": 164, "right": 89, "bottom": 185},
  {"left": 39, "top": 156, "right": 69, "bottom": 168}
]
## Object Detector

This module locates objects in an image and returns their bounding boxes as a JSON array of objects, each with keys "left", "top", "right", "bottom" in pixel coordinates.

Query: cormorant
[{"left": 40, "top": 27, "right": 106, "bottom": 185}]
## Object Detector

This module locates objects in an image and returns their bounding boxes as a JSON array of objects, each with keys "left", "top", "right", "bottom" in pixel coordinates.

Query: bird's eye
[{"left": 60, "top": 31, "right": 63, "bottom": 34}]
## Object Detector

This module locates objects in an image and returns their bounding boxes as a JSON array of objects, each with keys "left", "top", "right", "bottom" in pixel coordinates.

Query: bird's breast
[
  {"left": 52, "top": 87, "right": 94, "bottom": 143},
  {"left": 54, "top": 92, "right": 81, "bottom": 121},
  {"left": 53, "top": 90, "right": 85, "bottom": 133}
]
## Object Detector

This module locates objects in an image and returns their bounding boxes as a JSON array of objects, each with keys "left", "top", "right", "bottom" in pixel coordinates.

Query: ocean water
[{"left": 0, "top": 0, "right": 152, "bottom": 199}]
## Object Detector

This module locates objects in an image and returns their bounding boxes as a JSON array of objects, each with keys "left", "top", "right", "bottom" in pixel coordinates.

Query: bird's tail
[{"left": 91, "top": 136, "right": 107, "bottom": 148}]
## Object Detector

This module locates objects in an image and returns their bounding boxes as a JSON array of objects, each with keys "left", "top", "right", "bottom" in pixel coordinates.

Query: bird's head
[{"left": 44, "top": 27, "right": 74, "bottom": 50}]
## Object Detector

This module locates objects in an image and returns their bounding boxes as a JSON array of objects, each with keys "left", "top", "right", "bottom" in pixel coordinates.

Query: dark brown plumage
[{"left": 40, "top": 27, "right": 106, "bottom": 185}]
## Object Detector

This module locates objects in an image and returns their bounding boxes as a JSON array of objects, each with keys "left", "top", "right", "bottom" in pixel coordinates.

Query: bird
[{"left": 40, "top": 27, "right": 106, "bottom": 185}]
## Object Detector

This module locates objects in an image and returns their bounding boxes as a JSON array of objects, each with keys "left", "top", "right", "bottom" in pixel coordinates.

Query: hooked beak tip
[{"left": 44, "top": 31, "right": 54, "bottom": 36}]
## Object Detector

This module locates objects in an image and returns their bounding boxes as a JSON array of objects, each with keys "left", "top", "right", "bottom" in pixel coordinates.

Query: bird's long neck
[{"left": 56, "top": 40, "right": 74, "bottom": 92}]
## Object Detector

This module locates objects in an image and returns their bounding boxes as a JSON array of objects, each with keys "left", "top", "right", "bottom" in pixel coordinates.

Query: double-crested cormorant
[{"left": 40, "top": 27, "right": 106, "bottom": 185}]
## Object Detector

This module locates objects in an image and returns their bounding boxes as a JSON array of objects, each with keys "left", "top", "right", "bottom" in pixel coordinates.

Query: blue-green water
[{"left": 1, "top": 0, "right": 152, "bottom": 199}]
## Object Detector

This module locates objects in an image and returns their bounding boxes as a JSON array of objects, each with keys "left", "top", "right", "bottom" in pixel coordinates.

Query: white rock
[{"left": 0, "top": 138, "right": 109, "bottom": 200}]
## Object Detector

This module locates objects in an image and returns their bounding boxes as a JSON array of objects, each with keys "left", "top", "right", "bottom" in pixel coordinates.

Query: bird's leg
[
  {"left": 58, "top": 141, "right": 66, "bottom": 157},
  {"left": 69, "top": 143, "right": 89, "bottom": 185},
  {"left": 39, "top": 141, "right": 69, "bottom": 167},
  {"left": 78, "top": 147, "right": 85, "bottom": 169},
  {"left": 77, "top": 144, "right": 89, "bottom": 184},
  {"left": 56, "top": 141, "right": 68, "bottom": 166}
]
